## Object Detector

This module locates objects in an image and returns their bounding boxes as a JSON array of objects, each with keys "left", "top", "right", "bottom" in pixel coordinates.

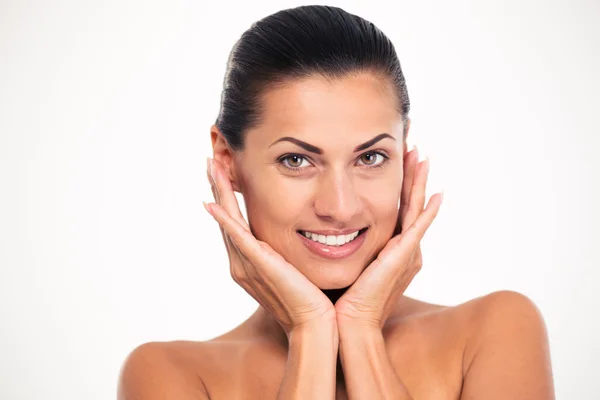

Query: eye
[
  {"left": 357, "top": 151, "right": 387, "bottom": 167},
  {"left": 280, "top": 154, "right": 311, "bottom": 169}
]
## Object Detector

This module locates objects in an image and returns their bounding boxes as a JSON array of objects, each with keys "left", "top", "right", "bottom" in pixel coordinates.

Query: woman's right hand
[{"left": 204, "top": 158, "right": 336, "bottom": 336}]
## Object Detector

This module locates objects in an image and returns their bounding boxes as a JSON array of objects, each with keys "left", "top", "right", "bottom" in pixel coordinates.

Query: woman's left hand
[{"left": 335, "top": 147, "right": 443, "bottom": 330}]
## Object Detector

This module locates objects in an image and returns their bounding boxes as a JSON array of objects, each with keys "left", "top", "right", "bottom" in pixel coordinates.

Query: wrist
[
  {"left": 289, "top": 315, "right": 339, "bottom": 342},
  {"left": 337, "top": 316, "right": 382, "bottom": 336}
]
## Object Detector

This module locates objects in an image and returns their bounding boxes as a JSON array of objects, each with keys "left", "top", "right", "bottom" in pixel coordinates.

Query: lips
[{"left": 297, "top": 228, "right": 368, "bottom": 259}]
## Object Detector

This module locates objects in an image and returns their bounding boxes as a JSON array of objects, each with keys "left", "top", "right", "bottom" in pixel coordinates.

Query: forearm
[
  {"left": 338, "top": 322, "right": 412, "bottom": 400},
  {"left": 277, "top": 319, "right": 339, "bottom": 400}
]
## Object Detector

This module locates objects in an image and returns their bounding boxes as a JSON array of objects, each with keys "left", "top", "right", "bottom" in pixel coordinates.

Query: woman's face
[{"left": 218, "top": 73, "right": 408, "bottom": 290}]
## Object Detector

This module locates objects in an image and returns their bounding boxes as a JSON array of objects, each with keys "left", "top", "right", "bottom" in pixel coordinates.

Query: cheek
[
  {"left": 361, "top": 173, "right": 401, "bottom": 209},
  {"left": 372, "top": 192, "right": 401, "bottom": 231},
  {"left": 360, "top": 176, "right": 401, "bottom": 232},
  {"left": 241, "top": 173, "right": 310, "bottom": 237}
]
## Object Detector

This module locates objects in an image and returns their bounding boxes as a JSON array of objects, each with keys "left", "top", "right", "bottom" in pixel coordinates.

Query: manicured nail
[{"left": 203, "top": 201, "right": 212, "bottom": 214}]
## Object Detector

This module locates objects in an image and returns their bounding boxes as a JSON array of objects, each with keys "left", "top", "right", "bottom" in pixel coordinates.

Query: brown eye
[
  {"left": 357, "top": 152, "right": 387, "bottom": 167},
  {"left": 361, "top": 153, "right": 376, "bottom": 165},
  {"left": 287, "top": 155, "right": 303, "bottom": 167},
  {"left": 281, "top": 154, "right": 310, "bottom": 169}
]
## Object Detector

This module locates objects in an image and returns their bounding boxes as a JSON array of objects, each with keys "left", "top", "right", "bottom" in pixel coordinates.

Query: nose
[{"left": 313, "top": 168, "right": 362, "bottom": 224}]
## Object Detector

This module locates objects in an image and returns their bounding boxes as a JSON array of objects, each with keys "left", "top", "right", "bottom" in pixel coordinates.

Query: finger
[
  {"left": 358, "top": 192, "right": 441, "bottom": 291},
  {"left": 204, "top": 199, "right": 255, "bottom": 281},
  {"left": 209, "top": 158, "right": 250, "bottom": 231},
  {"left": 403, "top": 156, "right": 429, "bottom": 229},
  {"left": 206, "top": 202, "right": 294, "bottom": 296},
  {"left": 204, "top": 201, "right": 268, "bottom": 267},
  {"left": 397, "top": 147, "right": 419, "bottom": 234},
  {"left": 211, "top": 203, "right": 241, "bottom": 267},
  {"left": 207, "top": 158, "right": 223, "bottom": 207},
  {"left": 205, "top": 170, "right": 244, "bottom": 267},
  {"left": 207, "top": 163, "right": 231, "bottom": 247},
  {"left": 379, "top": 192, "right": 443, "bottom": 266},
  {"left": 399, "top": 192, "right": 443, "bottom": 248},
  {"left": 399, "top": 147, "right": 419, "bottom": 223}
]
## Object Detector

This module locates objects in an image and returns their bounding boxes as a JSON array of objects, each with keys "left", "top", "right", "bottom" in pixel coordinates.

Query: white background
[{"left": 1, "top": 0, "right": 599, "bottom": 398}]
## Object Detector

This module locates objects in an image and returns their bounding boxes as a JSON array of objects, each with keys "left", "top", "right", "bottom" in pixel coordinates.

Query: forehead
[{"left": 249, "top": 73, "right": 403, "bottom": 144}]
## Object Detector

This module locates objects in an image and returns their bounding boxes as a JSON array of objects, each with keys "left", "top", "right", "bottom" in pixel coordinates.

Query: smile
[
  {"left": 296, "top": 228, "right": 368, "bottom": 259},
  {"left": 298, "top": 229, "right": 366, "bottom": 246}
]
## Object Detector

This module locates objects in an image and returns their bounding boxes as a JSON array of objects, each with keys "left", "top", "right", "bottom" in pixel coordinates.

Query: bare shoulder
[
  {"left": 455, "top": 290, "right": 550, "bottom": 351},
  {"left": 457, "top": 290, "right": 555, "bottom": 398},
  {"left": 117, "top": 341, "right": 211, "bottom": 400},
  {"left": 389, "top": 291, "right": 553, "bottom": 399},
  {"left": 422, "top": 289, "right": 552, "bottom": 361},
  {"left": 423, "top": 289, "right": 548, "bottom": 325},
  {"left": 399, "top": 290, "right": 550, "bottom": 332}
]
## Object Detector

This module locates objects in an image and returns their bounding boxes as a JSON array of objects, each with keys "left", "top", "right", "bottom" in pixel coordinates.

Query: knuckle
[
  {"left": 230, "top": 268, "right": 246, "bottom": 284},
  {"left": 236, "top": 273, "right": 251, "bottom": 287}
]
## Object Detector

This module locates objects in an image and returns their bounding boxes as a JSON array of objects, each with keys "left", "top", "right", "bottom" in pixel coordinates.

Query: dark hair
[{"left": 215, "top": 5, "right": 410, "bottom": 150}]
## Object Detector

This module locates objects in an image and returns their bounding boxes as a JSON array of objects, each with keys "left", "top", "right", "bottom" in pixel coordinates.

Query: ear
[{"left": 210, "top": 124, "right": 242, "bottom": 192}]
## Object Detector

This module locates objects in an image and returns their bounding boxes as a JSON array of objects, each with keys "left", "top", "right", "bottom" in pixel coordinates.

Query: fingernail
[{"left": 202, "top": 201, "right": 212, "bottom": 214}]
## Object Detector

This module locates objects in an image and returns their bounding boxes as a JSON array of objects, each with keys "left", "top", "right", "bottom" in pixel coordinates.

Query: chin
[{"left": 302, "top": 260, "right": 366, "bottom": 290}]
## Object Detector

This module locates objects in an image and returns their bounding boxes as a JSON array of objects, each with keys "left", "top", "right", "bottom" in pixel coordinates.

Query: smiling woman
[{"left": 118, "top": 5, "right": 555, "bottom": 399}]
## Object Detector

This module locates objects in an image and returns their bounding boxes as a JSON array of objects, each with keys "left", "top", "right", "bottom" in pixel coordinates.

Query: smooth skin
[{"left": 118, "top": 73, "right": 554, "bottom": 399}]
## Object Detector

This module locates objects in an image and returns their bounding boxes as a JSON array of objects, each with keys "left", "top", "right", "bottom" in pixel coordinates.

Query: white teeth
[{"left": 301, "top": 230, "right": 362, "bottom": 246}]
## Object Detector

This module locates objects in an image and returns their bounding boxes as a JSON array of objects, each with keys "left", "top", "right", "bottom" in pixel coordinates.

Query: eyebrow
[
  {"left": 354, "top": 133, "right": 396, "bottom": 152},
  {"left": 269, "top": 133, "right": 395, "bottom": 154}
]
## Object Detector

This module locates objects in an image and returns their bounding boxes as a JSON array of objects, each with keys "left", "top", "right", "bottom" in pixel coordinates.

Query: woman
[{"left": 118, "top": 5, "right": 554, "bottom": 399}]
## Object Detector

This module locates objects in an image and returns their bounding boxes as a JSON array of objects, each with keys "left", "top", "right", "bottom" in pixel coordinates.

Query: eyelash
[{"left": 277, "top": 151, "right": 390, "bottom": 173}]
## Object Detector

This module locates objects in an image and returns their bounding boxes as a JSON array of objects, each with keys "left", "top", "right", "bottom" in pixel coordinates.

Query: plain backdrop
[{"left": 1, "top": 0, "right": 599, "bottom": 398}]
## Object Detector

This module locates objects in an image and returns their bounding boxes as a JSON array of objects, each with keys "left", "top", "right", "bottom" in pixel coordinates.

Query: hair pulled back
[{"left": 215, "top": 5, "right": 410, "bottom": 150}]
